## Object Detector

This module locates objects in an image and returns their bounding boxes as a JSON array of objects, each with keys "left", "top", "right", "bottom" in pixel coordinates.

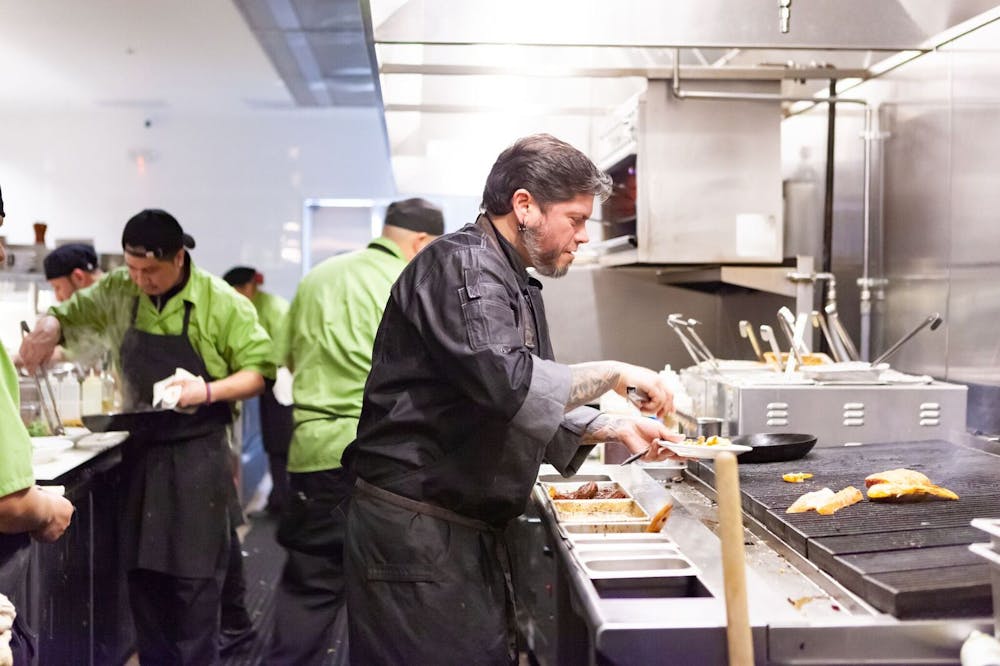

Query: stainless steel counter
[{"left": 527, "top": 462, "right": 992, "bottom": 665}]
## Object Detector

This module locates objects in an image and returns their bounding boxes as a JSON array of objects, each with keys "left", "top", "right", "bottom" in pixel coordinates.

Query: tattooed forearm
[
  {"left": 567, "top": 362, "right": 622, "bottom": 411},
  {"left": 581, "top": 414, "right": 624, "bottom": 445}
]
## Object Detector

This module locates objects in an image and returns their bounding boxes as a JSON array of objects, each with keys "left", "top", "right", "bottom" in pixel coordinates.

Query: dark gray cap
[
  {"left": 44, "top": 243, "right": 99, "bottom": 279},
  {"left": 384, "top": 198, "right": 444, "bottom": 236}
]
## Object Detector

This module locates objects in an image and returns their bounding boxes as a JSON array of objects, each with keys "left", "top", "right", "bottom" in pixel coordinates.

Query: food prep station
[{"left": 514, "top": 434, "right": 1000, "bottom": 665}]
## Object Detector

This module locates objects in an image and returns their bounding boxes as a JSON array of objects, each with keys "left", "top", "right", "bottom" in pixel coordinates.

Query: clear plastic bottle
[
  {"left": 82, "top": 369, "right": 102, "bottom": 416},
  {"left": 57, "top": 371, "right": 81, "bottom": 426},
  {"left": 99, "top": 352, "right": 118, "bottom": 413}
]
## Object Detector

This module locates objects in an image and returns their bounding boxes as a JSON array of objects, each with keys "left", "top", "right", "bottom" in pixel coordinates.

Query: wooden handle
[{"left": 716, "top": 451, "right": 755, "bottom": 666}]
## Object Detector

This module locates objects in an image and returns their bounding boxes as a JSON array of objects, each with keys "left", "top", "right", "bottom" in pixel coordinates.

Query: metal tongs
[
  {"left": 871, "top": 313, "right": 943, "bottom": 366},
  {"left": 667, "top": 314, "right": 720, "bottom": 371},
  {"left": 20, "top": 321, "right": 64, "bottom": 436}
]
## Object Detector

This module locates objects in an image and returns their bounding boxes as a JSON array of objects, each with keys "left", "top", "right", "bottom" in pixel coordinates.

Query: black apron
[
  {"left": 118, "top": 297, "right": 235, "bottom": 578},
  {"left": 0, "top": 534, "right": 36, "bottom": 664},
  {"left": 347, "top": 216, "right": 544, "bottom": 666}
]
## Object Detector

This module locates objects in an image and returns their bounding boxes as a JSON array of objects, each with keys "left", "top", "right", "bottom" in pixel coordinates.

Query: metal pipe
[
  {"left": 858, "top": 104, "right": 874, "bottom": 361},
  {"left": 822, "top": 78, "right": 837, "bottom": 275}
]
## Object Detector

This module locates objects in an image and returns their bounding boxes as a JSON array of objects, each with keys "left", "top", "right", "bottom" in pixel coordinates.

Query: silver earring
[{"left": 517, "top": 219, "right": 527, "bottom": 232}]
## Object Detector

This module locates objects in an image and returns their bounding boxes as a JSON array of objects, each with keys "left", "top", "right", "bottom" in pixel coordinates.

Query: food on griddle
[
  {"left": 864, "top": 468, "right": 958, "bottom": 502},
  {"left": 786, "top": 486, "right": 862, "bottom": 515},
  {"left": 548, "top": 482, "right": 628, "bottom": 500},
  {"left": 782, "top": 472, "right": 813, "bottom": 483},
  {"left": 646, "top": 502, "right": 673, "bottom": 532},
  {"left": 786, "top": 488, "right": 835, "bottom": 513},
  {"left": 815, "top": 486, "right": 863, "bottom": 515}
]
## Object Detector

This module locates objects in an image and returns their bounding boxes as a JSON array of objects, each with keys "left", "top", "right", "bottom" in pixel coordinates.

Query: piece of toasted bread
[
  {"left": 866, "top": 482, "right": 958, "bottom": 502},
  {"left": 864, "top": 468, "right": 933, "bottom": 488},
  {"left": 815, "top": 486, "right": 863, "bottom": 515},
  {"left": 786, "top": 488, "right": 835, "bottom": 513}
]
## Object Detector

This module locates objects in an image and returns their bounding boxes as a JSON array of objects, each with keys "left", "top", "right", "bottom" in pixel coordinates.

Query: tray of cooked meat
[{"left": 541, "top": 481, "right": 650, "bottom": 526}]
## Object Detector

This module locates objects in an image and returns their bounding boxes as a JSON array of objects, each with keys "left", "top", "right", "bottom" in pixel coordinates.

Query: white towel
[
  {"left": 273, "top": 367, "right": 293, "bottom": 406},
  {"left": 0, "top": 593, "right": 15, "bottom": 666},
  {"left": 152, "top": 368, "right": 200, "bottom": 414}
]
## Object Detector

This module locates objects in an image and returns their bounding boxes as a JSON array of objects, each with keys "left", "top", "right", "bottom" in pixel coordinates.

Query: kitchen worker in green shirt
[
  {"left": 268, "top": 198, "right": 444, "bottom": 665},
  {"left": 20, "top": 208, "right": 274, "bottom": 665},
  {"left": 0, "top": 187, "right": 76, "bottom": 665},
  {"left": 222, "top": 265, "right": 293, "bottom": 514}
]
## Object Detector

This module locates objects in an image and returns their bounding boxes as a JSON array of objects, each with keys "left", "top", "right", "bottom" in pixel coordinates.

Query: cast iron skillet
[
  {"left": 730, "top": 433, "right": 817, "bottom": 463},
  {"left": 82, "top": 409, "right": 178, "bottom": 434}
]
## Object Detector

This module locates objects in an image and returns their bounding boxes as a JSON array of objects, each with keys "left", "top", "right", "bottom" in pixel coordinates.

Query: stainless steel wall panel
[
  {"left": 783, "top": 18, "right": 1000, "bottom": 415},
  {"left": 941, "top": 265, "right": 1000, "bottom": 385}
]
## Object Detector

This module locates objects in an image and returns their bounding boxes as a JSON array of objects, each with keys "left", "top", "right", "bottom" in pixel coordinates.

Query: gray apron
[{"left": 118, "top": 297, "right": 236, "bottom": 578}]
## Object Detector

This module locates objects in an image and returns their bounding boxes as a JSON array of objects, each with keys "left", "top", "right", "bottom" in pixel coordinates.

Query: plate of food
[
  {"left": 30, "top": 437, "right": 74, "bottom": 465},
  {"left": 661, "top": 435, "right": 751, "bottom": 460}
]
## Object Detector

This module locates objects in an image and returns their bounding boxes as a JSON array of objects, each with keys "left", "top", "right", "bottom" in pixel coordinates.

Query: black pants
[
  {"left": 269, "top": 468, "right": 352, "bottom": 665},
  {"left": 220, "top": 528, "right": 253, "bottom": 633},
  {"left": 260, "top": 379, "right": 293, "bottom": 512},
  {"left": 128, "top": 568, "right": 222, "bottom": 665}
]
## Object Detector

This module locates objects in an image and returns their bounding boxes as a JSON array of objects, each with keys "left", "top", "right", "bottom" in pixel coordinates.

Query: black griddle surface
[{"left": 694, "top": 439, "right": 1000, "bottom": 618}]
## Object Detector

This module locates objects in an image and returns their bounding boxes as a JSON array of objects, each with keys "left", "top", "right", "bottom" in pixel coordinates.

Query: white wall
[{"left": 0, "top": 106, "right": 396, "bottom": 300}]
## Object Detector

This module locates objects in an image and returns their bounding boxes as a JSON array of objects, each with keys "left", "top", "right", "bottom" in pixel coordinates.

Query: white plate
[
  {"left": 663, "top": 440, "right": 752, "bottom": 459},
  {"left": 30, "top": 437, "right": 74, "bottom": 464},
  {"left": 76, "top": 431, "right": 130, "bottom": 449}
]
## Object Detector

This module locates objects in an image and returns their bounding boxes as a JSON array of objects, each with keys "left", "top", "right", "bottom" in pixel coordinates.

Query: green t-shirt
[
  {"left": 51, "top": 263, "right": 276, "bottom": 382},
  {"left": 0, "top": 347, "right": 34, "bottom": 499},
  {"left": 251, "top": 290, "right": 289, "bottom": 368},
  {"left": 286, "top": 237, "right": 406, "bottom": 472}
]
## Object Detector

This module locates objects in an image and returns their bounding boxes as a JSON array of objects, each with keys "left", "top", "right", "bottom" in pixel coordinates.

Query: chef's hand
[
  {"left": 18, "top": 316, "right": 62, "bottom": 374},
  {"left": 167, "top": 377, "right": 209, "bottom": 408},
  {"left": 30, "top": 491, "right": 74, "bottom": 543},
  {"left": 615, "top": 363, "right": 674, "bottom": 418},
  {"left": 586, "top": 415, "right": 687, "bottom": 463}
]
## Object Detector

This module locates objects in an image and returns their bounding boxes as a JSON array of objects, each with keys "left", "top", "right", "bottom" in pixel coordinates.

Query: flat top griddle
[{"left": 693, "top": 439, "right": 1000, "bottom": 618}]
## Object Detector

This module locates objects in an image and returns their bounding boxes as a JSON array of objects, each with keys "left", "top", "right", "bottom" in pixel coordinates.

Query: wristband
[{"left": 205, "top": 382, "right": 212, "bottom": 405}]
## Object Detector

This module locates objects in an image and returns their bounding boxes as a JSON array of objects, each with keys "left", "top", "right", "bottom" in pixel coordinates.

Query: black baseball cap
[
  {"left": 121, "top": 208, "right": 195, "bottom": 259},
  {"left": 44, "top": 244, "right": 99, "bottom": 279},
  {"left": 384, "top": 198, "right": 444, "bottom": 236},
  {"left": 222, "top": 266, "right": 260, "bottom": 287}
]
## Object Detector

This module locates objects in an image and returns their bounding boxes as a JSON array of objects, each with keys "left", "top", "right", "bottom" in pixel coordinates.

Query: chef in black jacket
[{"left": 343, "top": 135, "right": 684, "bottom": 665}]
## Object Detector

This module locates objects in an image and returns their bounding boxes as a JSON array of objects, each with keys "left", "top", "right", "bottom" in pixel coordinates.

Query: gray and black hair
[{"left": 480, "top": 134, "right": 612, "bottom": 216}]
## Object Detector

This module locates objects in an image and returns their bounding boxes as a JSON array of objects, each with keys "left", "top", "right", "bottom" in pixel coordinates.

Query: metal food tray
[
  {"left": 551, "top": 498, "right": 649, "bottom": 523},
  {"left": 541, "top": 481, "right": 632, "bottom": 501}
]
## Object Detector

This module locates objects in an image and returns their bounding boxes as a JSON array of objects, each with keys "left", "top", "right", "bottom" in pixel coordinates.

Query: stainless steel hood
[{"left": 373, "top": 0, "right": 998, "bottom": 51}]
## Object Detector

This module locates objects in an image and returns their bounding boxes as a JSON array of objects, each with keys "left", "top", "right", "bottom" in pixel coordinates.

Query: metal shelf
[{"left": 655, "top": 264, "right": 797, "bottom": 297}]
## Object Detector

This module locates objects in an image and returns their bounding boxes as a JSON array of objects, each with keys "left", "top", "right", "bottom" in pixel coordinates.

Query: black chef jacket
[{"left": 348, "top": 215, "right": 598, "bottom": 525}]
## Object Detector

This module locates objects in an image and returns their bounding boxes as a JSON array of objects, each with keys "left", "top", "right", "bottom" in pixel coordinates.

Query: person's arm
[
  {"left": 565, "top": 361, "right": 674, "bottom": 418},
  {"left": 171, "top": 369, "right": 264, "bottom": 407},
  {"left": 18, "top": 315, "right": 62, "bottom": 373},
  {"left": 0, "top": 487, "right": 75, "bottom": 543}
]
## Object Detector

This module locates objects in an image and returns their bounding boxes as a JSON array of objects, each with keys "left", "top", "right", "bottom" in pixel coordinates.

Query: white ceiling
[{"left": 0, "top": 0, "right": 292, "bottom": 112}]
